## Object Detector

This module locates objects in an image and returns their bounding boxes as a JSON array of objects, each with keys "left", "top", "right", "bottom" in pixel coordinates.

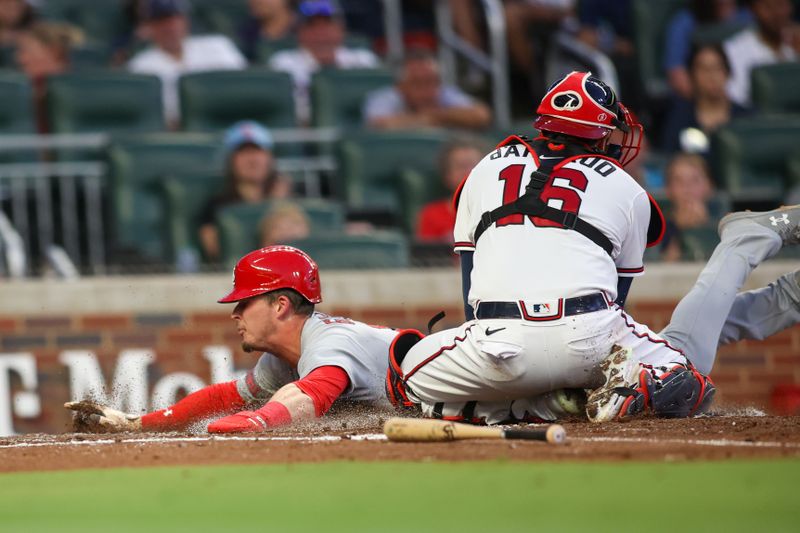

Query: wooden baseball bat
[{"left": 383, "top": 417, "right": 566, "bottom": 444}]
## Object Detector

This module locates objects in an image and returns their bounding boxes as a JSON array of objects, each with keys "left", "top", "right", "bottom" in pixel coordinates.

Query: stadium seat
[
  {"left": 188, "top": 0, "right": 251, "bottom": 38},
  {"left": 40, "top": 0, "right": 129, "bottom": 50},
  {"left": 178, "top": 69, "right": 296, "bottom": 132},
  {"left": 398, "top": 167, "right": 447, "bottom": 235},
  {"left": 46, "top": 71, "right": 164, "bottom": 134},
  {"left": 161, "top": 174, "right": 225, "bottom": 264},
  {"left": 216, "top": 199, "right": 346, "bottom": 263},
  {"left": 70, "top": 43, "right": 114, "bottom": 70},
  {"left": 310, "top": 68, "right": 394, "bottom": 128},
  {"left": 0, "top": 71, "right": 34, "bottom": 134},
  {"left": 751, "top": 63, "right": 800, "bottom": 114},
  {"left": 107, "top": 133, "right": 221, "bottom": 266},
  {"left": 287, "top": 232, "right": 410, "bottom": 270},
  {"left": 710, "top": 117, "right": 800, "bottom": 204},
  {"left": 335, "top": 130, "right": 449, "bottom": 225},
  {"left": 631, "top": 0, "right": 688, "bottom": 98}
]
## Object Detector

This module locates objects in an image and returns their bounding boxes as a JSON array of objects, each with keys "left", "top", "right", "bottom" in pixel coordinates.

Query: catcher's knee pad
[
  {"left": 386, "top": 329, "right": 424, "bottom": 411},
  {"left": 619, "top": 364, "right": 716, "bottom": 419}
]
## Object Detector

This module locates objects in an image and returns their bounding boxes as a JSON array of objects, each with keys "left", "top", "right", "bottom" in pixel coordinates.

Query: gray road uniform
[{"left": 237, "top": 312, "right": 398, "bottom": 404}]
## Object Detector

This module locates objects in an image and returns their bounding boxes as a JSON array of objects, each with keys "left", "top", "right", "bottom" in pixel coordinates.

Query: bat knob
[{"left": 546, "top": 424, "right": 566, "bottom": 444}]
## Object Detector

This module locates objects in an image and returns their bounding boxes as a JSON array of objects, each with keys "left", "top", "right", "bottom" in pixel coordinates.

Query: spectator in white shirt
[
  {"left": 723, "top": 0, "right": 799, "bottom": 106},
  {"left": 128, "top": 0, "right": 246, "bottom": 128},
  {"left": 268, "top": 0, "right": 379, "bottom": 124},
  {"left": 364, "top": 49, "right": 492, "bottom": 131}
]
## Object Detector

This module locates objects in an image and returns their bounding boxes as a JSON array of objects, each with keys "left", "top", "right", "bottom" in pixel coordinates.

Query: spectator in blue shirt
[{"left": 664, "top": 0, "right": 753, "bottom": 99}]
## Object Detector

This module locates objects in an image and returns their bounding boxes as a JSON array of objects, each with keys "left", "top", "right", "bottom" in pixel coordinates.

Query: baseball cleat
[
  {"left": 718, "top": 204, "right": 800, "bottom": 246},
  {"left": 585, "top": 345, "right": 641, "bottom": 423}
]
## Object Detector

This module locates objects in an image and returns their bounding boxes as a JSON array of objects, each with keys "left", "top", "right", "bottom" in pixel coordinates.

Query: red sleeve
[
  {"left": 293, "top": 365, "right": 350, "bottom": 417},
  {"left": 141, "top": 380, "right": 245, "bottom": 431}
]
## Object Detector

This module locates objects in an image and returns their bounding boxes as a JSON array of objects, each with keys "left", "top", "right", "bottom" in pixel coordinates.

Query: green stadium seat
[
  {"left": 46, "top": 71, "right": 164, "bottom": 134},
  {"left": 751, "top": 63, "right": 800, "bottom": 114},
  {"left": 107, "top": 133, "right": 221, "bottom": 266},
  {"left": 189, "top": 0, "right": 251, "bottom": 39},
  {"left": 178, "top": 69, "right": 296, "bottom": 132},
  {"left": 398, "top": 167, "right": 447, "bottom": 235},
  {"left": 710, "top": 117, "right": 800, "bottom": 204},
  {"left": 40, "top": 0, "right": 129, "bottom": 49},
  {"left": 691, "top": 20, "right": 750, "bottom": 46},
  {"left": 216, "top": 199, "right": 346, "bottom": 263},
  {"left": 0, "top": 71, "right": 34, "bottom": 133},
  {"left": 631, "top": 0, "right": 687, "bottom": 98},
  {"left": 162, "top": 173, "right": 226, "bottom": 263},
  {"left": 287, "top": 232, "right": 409, "bottom": 270},
  {"left": 70, "top": 43, "right": 114, "bottom": 70},
  {"left": 335, "top": 130, "right": 449, "bottom": 224},
  {"left": 310, "top": 68, "right": 394, "bottom": 128}
]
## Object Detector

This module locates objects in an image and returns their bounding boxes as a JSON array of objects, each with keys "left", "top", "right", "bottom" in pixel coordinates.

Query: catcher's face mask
[{"left": 604, "top": 103, "right": 643, "bottom": 167}]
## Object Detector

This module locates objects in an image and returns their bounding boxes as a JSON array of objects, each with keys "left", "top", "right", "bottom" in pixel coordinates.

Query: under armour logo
[
  {"left": 770, "top": 214, "right": 790, "bottom": 226},
  {"left": 163, "top": 409, "right": 173, "bottom": 417}
]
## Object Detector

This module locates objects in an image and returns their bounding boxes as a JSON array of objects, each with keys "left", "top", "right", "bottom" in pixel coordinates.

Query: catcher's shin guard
[
  {"left": 619, "top": 363, "right": 716, "bottom": 419},
  {"left": 386, "top": 329, "right": 425, "bottom": 411}
]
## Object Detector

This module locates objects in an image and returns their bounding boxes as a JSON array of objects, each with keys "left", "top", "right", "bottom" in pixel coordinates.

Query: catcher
[
  {"left": 66, "top": 245, "right": 398, "bottom": 433},
  {"left": 386, "top": 71, "right": 800, "bottom": 424}
]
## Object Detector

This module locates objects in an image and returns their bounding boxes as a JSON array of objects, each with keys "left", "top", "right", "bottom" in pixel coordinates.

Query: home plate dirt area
[{"left": 2, "top": 408, "right": 799, "bottom": 473}]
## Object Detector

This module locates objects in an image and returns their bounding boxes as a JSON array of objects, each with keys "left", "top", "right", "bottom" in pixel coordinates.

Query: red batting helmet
[
  {"left": 534, "top": 71, "right": 643, "bottom": 165},
  {"left": 218, "top": 245, "right": 322, "bottom": 304}
]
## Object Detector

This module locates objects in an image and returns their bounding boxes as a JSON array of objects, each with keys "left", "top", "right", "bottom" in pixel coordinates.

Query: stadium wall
[{"left": 0, "top": 263, "right": 797, "bottom": 435}]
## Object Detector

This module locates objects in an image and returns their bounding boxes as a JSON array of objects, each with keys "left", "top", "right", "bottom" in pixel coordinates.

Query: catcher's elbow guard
[{"left": 386, "top": 329, "right": 425, "bottom": 411}]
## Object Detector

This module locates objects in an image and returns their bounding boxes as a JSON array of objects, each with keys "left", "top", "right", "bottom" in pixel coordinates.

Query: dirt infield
[{"left": 2, "top": 410, "right": 799, "bottom": 473}]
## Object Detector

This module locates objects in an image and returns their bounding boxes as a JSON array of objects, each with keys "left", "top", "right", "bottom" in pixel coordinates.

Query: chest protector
[{"left": 473, "top": 136, "right": 614, "bottom": 256}]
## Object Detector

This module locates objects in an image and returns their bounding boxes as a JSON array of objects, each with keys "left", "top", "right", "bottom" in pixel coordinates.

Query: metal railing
[
  {"left": 434, "top": 0, "right": 511, "bottom": 129},
  {"left": 0, "top": 130, "right": 343, "bottom": 277}
]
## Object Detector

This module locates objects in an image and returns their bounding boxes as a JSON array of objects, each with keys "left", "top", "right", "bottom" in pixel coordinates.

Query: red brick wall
[{"left": 1, "top": 302, "right": 797, "bottom": 434}]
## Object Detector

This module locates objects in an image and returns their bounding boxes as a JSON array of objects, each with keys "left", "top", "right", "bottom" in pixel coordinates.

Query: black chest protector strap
[{"left": 473, "top": 137, "right": 614, "bottom": 257}]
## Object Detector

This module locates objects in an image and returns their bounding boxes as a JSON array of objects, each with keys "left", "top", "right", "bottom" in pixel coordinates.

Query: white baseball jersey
[
  {"left": 237, "top": 312, "right": 397, "bottom": 403},
  {"left": 394, "top": 139, "right": 692, "bottom": 424},
  {"left": 454, "top": 142, "right": 651, "bottom": 305}
]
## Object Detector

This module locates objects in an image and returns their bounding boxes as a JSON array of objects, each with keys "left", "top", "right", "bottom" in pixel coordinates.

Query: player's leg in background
[
  {"left": 717, "top": 270, "right": 800, "bottom": 348},
  {"left": 659, "top": 206, "right": 800, "bottom": 375}
]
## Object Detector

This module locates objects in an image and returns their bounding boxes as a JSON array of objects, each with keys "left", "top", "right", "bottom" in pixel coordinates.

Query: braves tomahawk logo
[{"left": 551, "top": 91, "right": 583, "bottom": 111}]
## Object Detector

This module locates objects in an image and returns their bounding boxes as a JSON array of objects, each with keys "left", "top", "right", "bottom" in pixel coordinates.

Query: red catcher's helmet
[
  {"left": 534, "top": 71, "right": 642, "bottom": 165},
  {"left": 218, "top": 245, "right": 322, "bottom": 304}
]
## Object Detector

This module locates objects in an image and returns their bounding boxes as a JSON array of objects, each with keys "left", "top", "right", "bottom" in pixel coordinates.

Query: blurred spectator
[
  {"left": 0, "top": 0, "right": 36, "bottom": 45},
  {"left": 14, "top": 22, "right": 84, "bottom": 132},
  {"left": 199, "top": 121, "right": 291, "bottom": 261},
  {"left": 663, "top": 0, "right": 753, "bottom": 99},
  {"left": 723, "top": 0, "right": 799, "bottom": 106},
  {"left": 259, "top": 202, "right": 311, "bottom": 246},
  {"left": 238, "top": 0, "right": 297, "bottom": 62},
  {"left": 503, "top": 0, "right": 575, "bottom": 110},
  {"left": 660, "top": 153, "right": 715, "bottom": 262},
  {"left": 661, "top": 44, "right": 748, "bottom": 155},
  {"left": 269, "top": 0, "right": 379, "bottom": 124},
  {"left": 128, "top": 0, "right": 246, "bottom": 128},
  {"left": 416, "top": 138, "right": 486, "bottom": 242},
  {"left": 577, "top": 0, "right": 644, "bottom": 114},
  {"left": 364, "top": 49, "right": 492, "bottom": 131}
]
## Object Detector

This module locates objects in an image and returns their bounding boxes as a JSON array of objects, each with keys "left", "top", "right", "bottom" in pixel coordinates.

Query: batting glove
[
  {"left": 65, "top": 401, "right": 142, "bottom": 433},
  {"left": 207, "top": 411, "right": 269, "bottom": 434}
]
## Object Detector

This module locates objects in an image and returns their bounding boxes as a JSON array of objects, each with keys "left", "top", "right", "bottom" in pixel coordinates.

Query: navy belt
[{"left": 475, "top": 293, "right": 608, "bottom": 320}]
